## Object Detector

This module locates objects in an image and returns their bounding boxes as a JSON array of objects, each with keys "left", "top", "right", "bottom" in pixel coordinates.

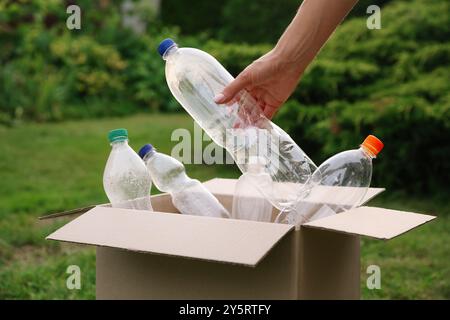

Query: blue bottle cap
[
  {"left": 157, "top": 38, "right": 176, "bottom": 57},
  {"left": 138, "top": 144, "right": 154, "bottom": 159}
]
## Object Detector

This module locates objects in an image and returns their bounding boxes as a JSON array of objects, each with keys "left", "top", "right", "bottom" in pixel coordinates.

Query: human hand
[{"left": 214, "top": 49, "right": 304, "bottom": 119}]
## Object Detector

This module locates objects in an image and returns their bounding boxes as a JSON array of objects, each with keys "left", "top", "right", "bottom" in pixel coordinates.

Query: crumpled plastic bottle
[
  {"left": 139, "top": 144, "right": 230, "bottom": 218},
  {"left": 276, "top": 135, "right": 384, "bottom": 225}
]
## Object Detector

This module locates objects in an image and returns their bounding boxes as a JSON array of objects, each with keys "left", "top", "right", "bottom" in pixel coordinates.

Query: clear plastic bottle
[
  {"left": 139, "top": 144, "right": 230, "bottom": 218},
  {"left": 157, "top": 38, "right": 317, "bottom": 210},
  {"left": 232, "top": 156, "right": 273, "bottom": 222},
  {"left": 276, "top": 135, "right": 384, "bottom": 225},
  {"left": 103, "top": 128, "right": 153, "bottom": 210}
]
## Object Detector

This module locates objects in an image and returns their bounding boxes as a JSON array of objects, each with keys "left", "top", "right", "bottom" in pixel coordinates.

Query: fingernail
[{"left": 214, "top": 93, "right": 225, "bottom": 103}]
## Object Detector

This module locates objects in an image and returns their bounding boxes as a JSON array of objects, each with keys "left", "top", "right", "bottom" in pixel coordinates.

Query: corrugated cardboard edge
[
  {"left": 38, "top": 193, "right": 171, "bottom": 220},
  {"left": 38, "top": 204, "right": 101, "bottom": 220},
  {"left": 46, "top": 207, "right": 295, "bottom": 267}
]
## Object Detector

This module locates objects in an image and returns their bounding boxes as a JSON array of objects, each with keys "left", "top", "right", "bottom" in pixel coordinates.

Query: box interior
[{"left": 46, "top": 179, "right": 436, "bottom": 267}]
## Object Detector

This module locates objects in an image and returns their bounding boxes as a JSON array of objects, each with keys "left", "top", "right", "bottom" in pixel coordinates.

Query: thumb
[{"left": 214, "top": 72, "right": 251, "bottom": 104}]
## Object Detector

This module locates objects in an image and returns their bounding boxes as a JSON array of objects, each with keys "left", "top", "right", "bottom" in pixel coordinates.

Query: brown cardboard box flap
[
  {"left": 203, "top": 178, "right": 385, "bottom": 206},
  {"left": 303, "top": 206, "right": 436, "bottom": 240},
  {"left": 46, "top": 206, "right": 294, "bottom": 267}
]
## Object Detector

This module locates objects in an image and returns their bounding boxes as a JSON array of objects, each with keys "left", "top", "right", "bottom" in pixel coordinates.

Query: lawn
[{"left": 0, "top": 113, "right": 448, "bottom": 299}]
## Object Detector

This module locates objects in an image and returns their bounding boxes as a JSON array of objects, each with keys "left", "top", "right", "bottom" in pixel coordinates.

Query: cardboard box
[{"left": 44, "top": 178, "right": 435, "bottom": 299}]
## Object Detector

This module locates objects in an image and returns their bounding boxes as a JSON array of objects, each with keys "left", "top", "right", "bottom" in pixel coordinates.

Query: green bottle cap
[{"left": 108, "top": 128, "right": 128, "bottom": 143}]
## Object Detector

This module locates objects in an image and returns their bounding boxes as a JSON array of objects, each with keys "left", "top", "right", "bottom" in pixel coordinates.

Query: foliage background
[
  {"left": 1, "top": 0, "right": 448, "bottom": 193},
  {"left": 0, "top": 0, "right": 449, "bottom": 299}
]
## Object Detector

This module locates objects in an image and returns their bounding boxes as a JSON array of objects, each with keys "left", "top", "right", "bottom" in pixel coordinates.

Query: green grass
[{"left": 0, "top": 114, "right": 448, "bottom": 299}]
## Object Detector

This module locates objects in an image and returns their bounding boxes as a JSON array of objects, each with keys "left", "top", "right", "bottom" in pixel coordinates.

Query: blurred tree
[
  {"left": 160, "top": 0, "right": 225, "bottom": 35},
  {"left": 158, "top": 0, "right": 394, "bottom": 44},
  {"left": 219, "top": 0, "right": 299, "bottom": 43},
  {"left": 348, "top": 0, "right": 393, "bottom": 18}
]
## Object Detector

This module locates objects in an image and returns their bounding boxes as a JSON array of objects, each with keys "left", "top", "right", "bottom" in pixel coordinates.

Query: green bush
[
  {"left": 0, "top": 0, "right": 182, "bottom": 122},
  {"left": 117, "top": 30, "right": 182, "bottom": 112},
  {"left": 0, "top": 0, "right": 448, "bottom": 194},
  {"left": 159, "top": 0, "right": 394, "bottom": 43},
  {"left": 203, "top": 41, "right": 272, "bottom": 76},
  {"left": 276, "top": 98, "right": 450, "bottom": 193},
  {"left": 294, "top": 59, "right": 380, "bottom": 104},
  {"left": 217, "top": 0, "right": 393, "bottom": 43},
  {"left": 160, "top": 0, "right": 225, "bottom": 36},
  {"left": 347, "top": 0, "right": 393, "bottom": 18},
  {"left": 219, "top": 0, "right": 299, "bottom": 44},
  {"left": 50, "top": 35, "right": 127, "bottom": 95},
  {"left": 159, "top": 0, "right": 300, "bottom": 44},
  {"left": 273, "top": 0, "right": 450, "bottom": 193}
]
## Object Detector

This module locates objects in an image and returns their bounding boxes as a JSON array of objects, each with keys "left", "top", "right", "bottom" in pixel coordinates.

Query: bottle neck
[
  {"left": 360, "top": 145, "right": 376, "bottom": 159},
  {"left": 142, "top": 149, "right": 156, "bottom": 162},
  {"left": 111, "top": 139, "right": 129, "bottom": 148},
  {"left": 163, "top": 45, "right": 178, "bottom": 60}
]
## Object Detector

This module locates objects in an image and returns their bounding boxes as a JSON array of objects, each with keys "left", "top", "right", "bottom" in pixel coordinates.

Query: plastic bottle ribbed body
[
  {"left": 143, "top": 150, "right": 230, "bottom": 218},
  {"left": 276, "top": 147, "right": 374, "bottom": 225},
  {"left": 143, "top": 150, "right": 189, "bottom": 193},
  {"left": 103, "top": 140, "right": 153, "bottom": 210},
  {"left": 163, "top": 46, "right": 316, "bottom": 210}
]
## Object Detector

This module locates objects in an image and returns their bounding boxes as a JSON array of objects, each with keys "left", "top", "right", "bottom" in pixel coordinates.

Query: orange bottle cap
[{"left": 362, "top": 135, "right": 384, "bottom": 156}]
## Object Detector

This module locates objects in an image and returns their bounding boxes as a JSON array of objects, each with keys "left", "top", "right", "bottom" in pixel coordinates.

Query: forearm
[{"left": 274, "top": 0, "right": 358, "bottom": 74}]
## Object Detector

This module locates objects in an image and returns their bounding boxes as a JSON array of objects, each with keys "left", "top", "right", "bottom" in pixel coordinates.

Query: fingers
[
  {"left": 214, "top": 72, "right": 251, "bottom": 104},
  {"left": 245, "top": 87, "right": 279, "bottom": 120},
  {"left": 263, "top": 104, "right": 278, "bottom": 119},
  {"left": 225, "top": 91, "right": 243, "bottom": 106}
]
